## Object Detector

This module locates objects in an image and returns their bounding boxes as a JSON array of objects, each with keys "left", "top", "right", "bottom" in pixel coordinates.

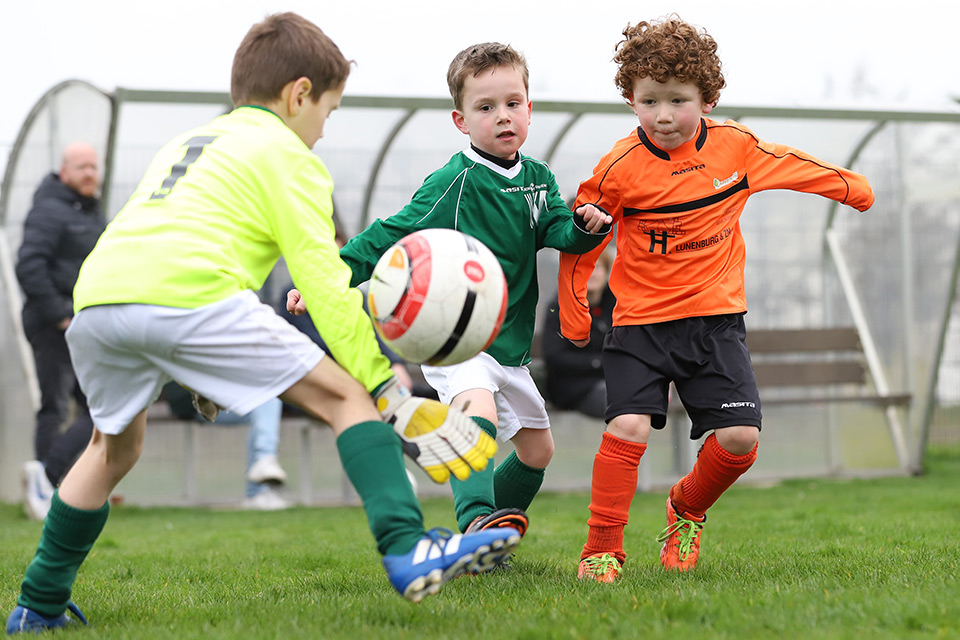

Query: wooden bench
[{"left": 743, "top": 327, "right": 911, "bottom": 408}]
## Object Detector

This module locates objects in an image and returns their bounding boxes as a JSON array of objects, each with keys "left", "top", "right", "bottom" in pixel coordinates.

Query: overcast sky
[{"left": 2, "top": 0, "right": 958, "bottom": 148}]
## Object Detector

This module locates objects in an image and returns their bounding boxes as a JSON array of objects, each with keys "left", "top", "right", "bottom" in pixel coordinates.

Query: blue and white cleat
[
  {"left": 6, "top": 601, "right": 88, "bottom": 635},
  {"left": 20, "top": 461, "right": 54, "bottom": 521},
  {"left": 382, "top": 527, "right": 521, "bottom": 602}
]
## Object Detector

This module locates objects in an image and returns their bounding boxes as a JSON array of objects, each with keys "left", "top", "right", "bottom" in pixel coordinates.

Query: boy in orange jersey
[{"left": 559, "top": 16, "right": 874, "bottom": 582}]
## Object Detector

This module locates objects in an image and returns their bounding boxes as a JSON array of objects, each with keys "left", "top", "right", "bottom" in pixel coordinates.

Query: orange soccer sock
[
  {"left": 670, "top": 433, "right": 758, "bottom": 518},
  {"left": 582, "top": 432, "right": 647, "bottom": 564}
]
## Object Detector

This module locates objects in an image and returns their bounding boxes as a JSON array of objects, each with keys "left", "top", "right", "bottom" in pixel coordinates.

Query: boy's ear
[
  {"left": 287, "top": 77, "right": 313, "bottom": 115},
  {"left": 702, "top": 99, "right": 716, "bottom": 115},
  {"left": 451, "top": 109, "right": 469, "bottom": 135}
]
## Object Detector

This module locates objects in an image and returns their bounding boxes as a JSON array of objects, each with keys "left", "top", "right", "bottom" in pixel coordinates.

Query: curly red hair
[{"left": 613, "top": 15, "right": 725, "bottom": 105}]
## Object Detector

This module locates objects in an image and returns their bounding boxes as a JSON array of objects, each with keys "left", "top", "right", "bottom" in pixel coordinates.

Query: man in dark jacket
[{"left": 15, "top": 141, "right": 106, "bottom": 520}]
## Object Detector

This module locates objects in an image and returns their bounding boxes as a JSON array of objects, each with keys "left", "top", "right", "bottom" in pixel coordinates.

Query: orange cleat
[
  {"left": 577, "top": 553, "right": 622, "bottom": 583},
  {"left": 657, "top": 498, "right": 705, "bottom": 572},
  {"left": 465, "top": 508, "right": 529, "bottom": 538},
  {"left": 464, "top": 508, "right": 528, "bottom": 572}
]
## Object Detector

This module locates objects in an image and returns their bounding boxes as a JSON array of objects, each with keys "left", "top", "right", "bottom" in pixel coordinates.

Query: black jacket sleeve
[{"left": 15, "top": 203, "right": 74, "bottom": 327}]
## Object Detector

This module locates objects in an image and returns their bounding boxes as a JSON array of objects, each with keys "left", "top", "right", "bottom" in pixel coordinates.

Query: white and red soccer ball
[{"left": 367, "top": 229, "right": 507, "bottom": 366}]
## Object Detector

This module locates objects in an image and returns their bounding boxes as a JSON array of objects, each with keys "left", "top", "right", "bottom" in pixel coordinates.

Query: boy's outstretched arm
[{"left": 742, "top": 125, "right": 875, "bottom": 211}]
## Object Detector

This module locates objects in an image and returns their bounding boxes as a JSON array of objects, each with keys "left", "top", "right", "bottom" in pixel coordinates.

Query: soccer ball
[{"left": 367, "top": 228, "right": 508, "bottom": 366}]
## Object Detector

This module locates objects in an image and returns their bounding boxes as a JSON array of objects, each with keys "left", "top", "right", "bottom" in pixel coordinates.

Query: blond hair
[{"left": 446, "top": 42, "right": 529, "bottom": 111}]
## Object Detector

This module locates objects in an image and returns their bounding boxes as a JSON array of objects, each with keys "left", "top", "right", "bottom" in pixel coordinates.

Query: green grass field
[{"left": 2, "top": 447, "right": 958, "bottom": 640}]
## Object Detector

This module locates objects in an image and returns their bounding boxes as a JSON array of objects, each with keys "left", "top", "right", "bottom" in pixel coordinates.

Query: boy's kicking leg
[
  {"left": 260, "top": 358, "right": 520, "bottom": 601},
  {"left": 658, "top": 425, "right": 758, "bottom": 572}
]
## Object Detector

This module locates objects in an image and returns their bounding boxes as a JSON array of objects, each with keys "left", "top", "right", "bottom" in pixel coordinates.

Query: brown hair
[
  {"left": 446, "top": 42, "right": 529, "bottom": 111},
  {"left": 613, "top": 15, "right": 725, "bottom": 105},
  {"left": 231, "top": 12, "right": 352, "bottom": 107}
]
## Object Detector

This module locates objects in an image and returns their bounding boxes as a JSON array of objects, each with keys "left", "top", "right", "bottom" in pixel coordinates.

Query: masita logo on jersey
[
  {"left": 502, "top": 182, "right": 549, "bottom": 227},
  {"left": 671, "top": 164, "right": 705, "bottom": 176}
]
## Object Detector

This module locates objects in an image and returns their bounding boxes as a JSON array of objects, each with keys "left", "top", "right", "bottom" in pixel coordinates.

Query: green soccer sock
[
  {"left": 17, "top": 491, "right": 110, "bottom": 617},
  {"left": 450, "top": 417, "right": 498, "bottom": 532},
  {"left": 494, "top": 449, "right": 545, "bottom": 512},
  {"left": 336, "top": 421, "right": 424, "bottom": 556}
]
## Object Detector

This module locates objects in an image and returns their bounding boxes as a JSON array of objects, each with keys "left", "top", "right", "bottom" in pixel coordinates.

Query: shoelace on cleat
[
  {"left": 425, "top": 527, "right": 454, "bottom": 552},
  {"left": 582, "top": 553, "right": 621, "bottom": 577},
  {"left": 656, "top": 515, "right": 704, "bottom": 561}
]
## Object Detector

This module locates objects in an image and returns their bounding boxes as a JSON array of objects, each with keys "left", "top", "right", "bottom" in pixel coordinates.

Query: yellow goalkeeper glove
[{"left": 374, "top": 377, "right": 497, "bottom": 483}]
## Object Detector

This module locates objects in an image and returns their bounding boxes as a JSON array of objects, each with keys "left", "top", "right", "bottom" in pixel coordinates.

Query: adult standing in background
[{"left": 15, "top": 141, "right": 105, "bottom": 521}]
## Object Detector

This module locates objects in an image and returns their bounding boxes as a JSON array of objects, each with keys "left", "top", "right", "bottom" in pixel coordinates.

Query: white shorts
[
  {"left": 422, "top": 351, "right": 549, "bottom": 442},
  {"left": 66, "top": 290, "right": 324, "bottom": 435}
]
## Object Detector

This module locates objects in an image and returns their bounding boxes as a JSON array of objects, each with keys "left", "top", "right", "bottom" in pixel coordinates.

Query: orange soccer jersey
[{"left": 557, "top": 117, "right": 874, "bottom": 340}]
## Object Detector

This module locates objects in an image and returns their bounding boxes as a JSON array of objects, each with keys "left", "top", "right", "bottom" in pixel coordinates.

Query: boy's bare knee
[
  {"left": 607, "top": 414, "right": 651, "bottom": 443},
  {"left": 516, "top": 441, "right": 553, "bottom": 469},
  {"left": 100, "top": 439, "right": 143, "bottom": 476},
  {"left": 714, "top": 425, "right": 759, "bottom": 456},
  {"left": 453, "top": 389, "right": 497, "bottom": 426},
  {"left": 104, "top": 451, "right": 140, "bottom": 477},
  {"left": 88, "top": 421, "right": 144, "bottom": 476},
  {"left": 512, "top": 428, "right": 555, "bottom": 469}
]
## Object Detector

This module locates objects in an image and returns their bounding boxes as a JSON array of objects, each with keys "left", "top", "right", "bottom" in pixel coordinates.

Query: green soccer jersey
[
  {"left": 340, "top": 147, "right": 607, "bottom": 366},
  {"left": 73, "top": 106, "right": 393, "bottom": 392}
]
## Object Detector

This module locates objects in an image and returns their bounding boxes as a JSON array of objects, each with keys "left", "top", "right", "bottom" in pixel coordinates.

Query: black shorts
[{"left": 602, "top": 313, "right": 762, "bottom": 440}]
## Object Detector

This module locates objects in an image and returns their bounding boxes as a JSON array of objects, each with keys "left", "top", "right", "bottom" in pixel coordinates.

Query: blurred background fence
[{"left": 1, "top": 80, "right": 958, "bottom": 506}]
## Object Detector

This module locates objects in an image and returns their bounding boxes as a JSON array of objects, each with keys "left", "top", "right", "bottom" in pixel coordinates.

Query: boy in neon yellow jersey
[{"left": 5, "top": 13, "right": 518, "bottom": 634}]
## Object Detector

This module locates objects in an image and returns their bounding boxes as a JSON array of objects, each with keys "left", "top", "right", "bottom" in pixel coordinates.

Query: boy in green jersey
[
  {"left": 6, "top": 15, "right": 521, "bottom": 634},
  {"left": 292, "top": 42, "right": 612, "bottom": 544}
]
